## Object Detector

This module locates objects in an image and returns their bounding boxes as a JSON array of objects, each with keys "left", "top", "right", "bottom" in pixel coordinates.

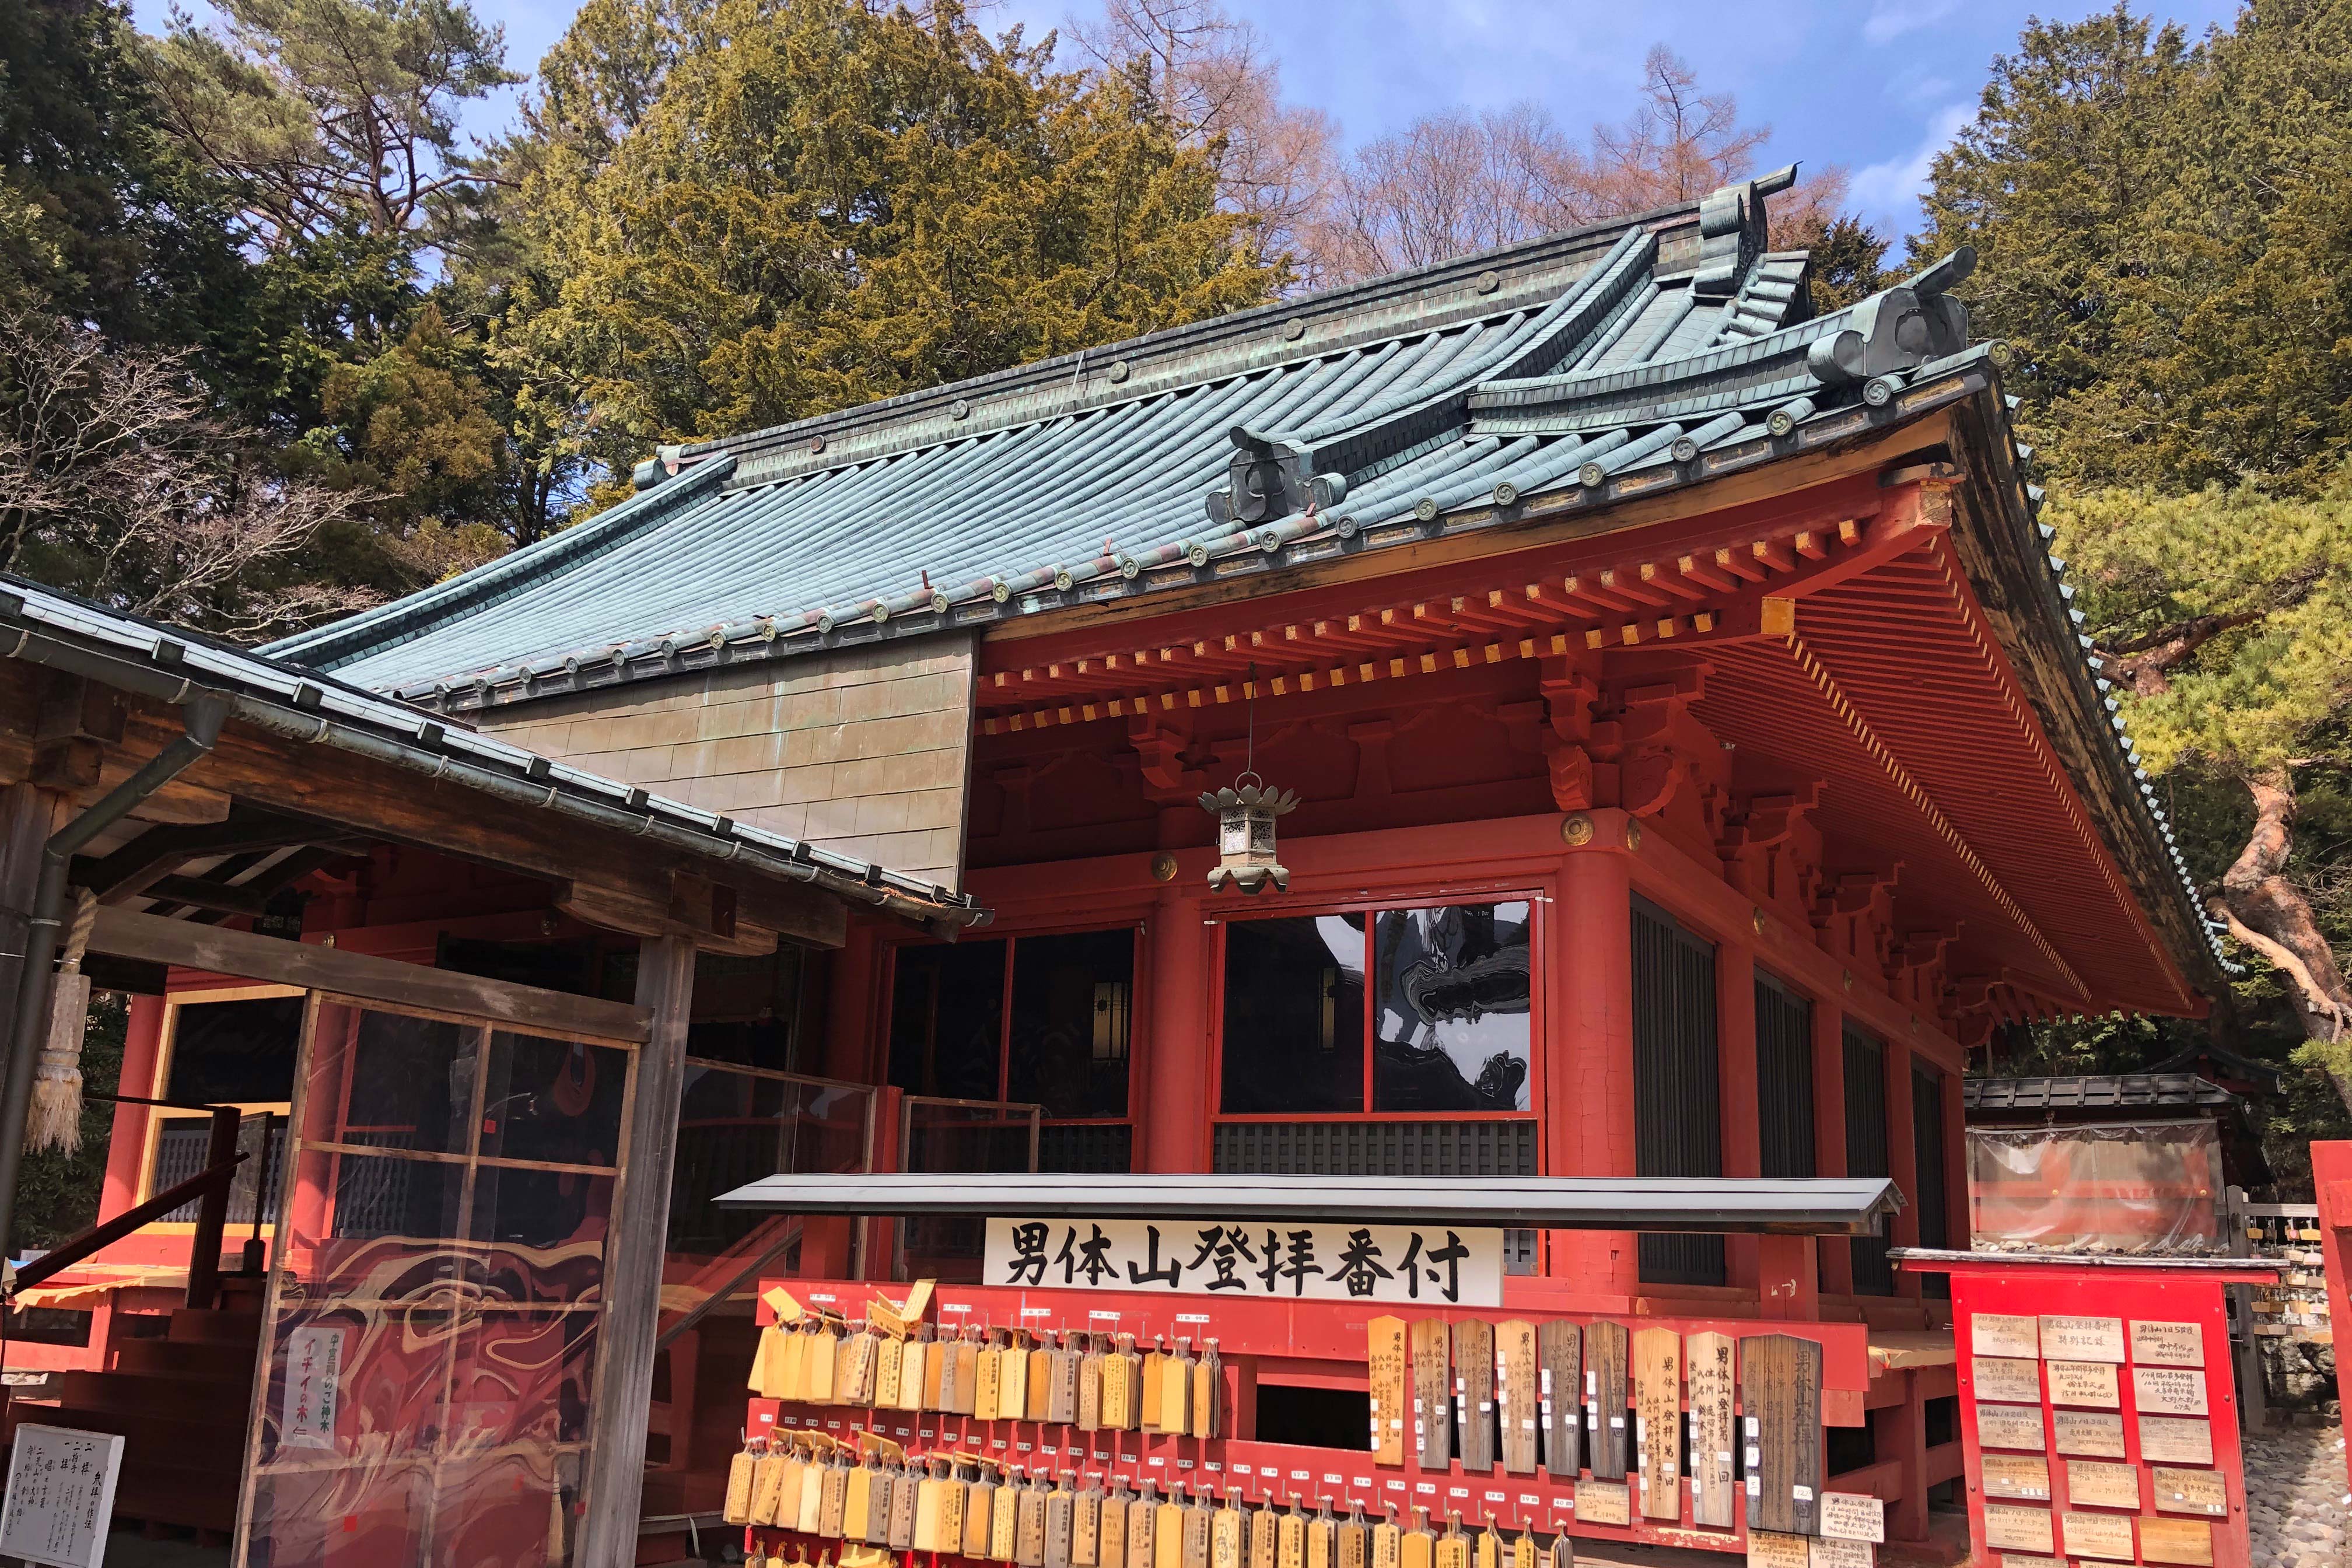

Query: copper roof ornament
[{"left": 1199, "top": 664, "right": 1297, "bottom": 895}]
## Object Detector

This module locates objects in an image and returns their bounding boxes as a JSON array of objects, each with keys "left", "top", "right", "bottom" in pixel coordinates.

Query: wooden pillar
[
  {"left": 0, "top": 785, "right": 60, "bottom": 1121},
  {"left": 1814, "top": 998, "right": 1853, "bottom": 1298},
  {"left": 579, "top": 933, "right": 696, "bottom": 1562},
  {"left": 1548, "top": 847, "right": 1636, "bottom": 1298},
  {"left": 1140, "top": 884, "right": 1206, "bottom": 1172},
  {"left": 1756, "top": 1235, "right": 1819, "bottom": 1319},
  {"left": 1874, "top": 1388, "right": 1930, "bottom": 1543},
  {"left": 99, "top": 993, "right": 167, "bottom": 1219},
  {"left": 822, "top": 925, "right": 884, "bottom": 1084},
  {"left": 1717, "top": 938, "right": 1760, "bottom": 1290},
  {"left": 1886, "top": 1038, "right": 1922, "bottom": 1300},
  {"left": 1942, "top": 1067, "right": 1968, "bottom": 1253}
]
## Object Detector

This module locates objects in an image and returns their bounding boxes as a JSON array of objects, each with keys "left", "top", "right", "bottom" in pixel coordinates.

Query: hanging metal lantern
[{"left": 1199, "top": 772, "right": 1297, "bottom": 895}]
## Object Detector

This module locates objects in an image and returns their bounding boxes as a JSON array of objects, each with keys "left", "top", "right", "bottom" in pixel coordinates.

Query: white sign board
[
  {"left": 279, "top": 1324, "right": 346, "bottom": 1450},
  {"left": 1, "top": 1424, "right": 122, "bottom": 1568},
  {"left": 982, "top": 1217, "right": 1505, "bottom": 1306}
]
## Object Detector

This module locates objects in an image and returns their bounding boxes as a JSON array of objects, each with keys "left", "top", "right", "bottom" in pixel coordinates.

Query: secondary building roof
[{"left": 0, "top": 576, "right": 984, "bottom": 930}]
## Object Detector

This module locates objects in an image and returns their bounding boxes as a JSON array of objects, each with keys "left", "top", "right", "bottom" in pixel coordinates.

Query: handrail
[
  {"left": 9, "top": 1150, "right": 248, "bottom": 1295},
  {"left": 654, "top": 1218, "right": 805, "bottom": 1352}
]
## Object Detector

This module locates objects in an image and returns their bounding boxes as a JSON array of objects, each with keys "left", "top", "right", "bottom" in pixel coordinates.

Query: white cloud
[
  {"left": 1862, "top": 0, "right": 1962, "bottom": 46},
  {"left": 1849, "top": 98, "right": 1975, "bottom": 233}
]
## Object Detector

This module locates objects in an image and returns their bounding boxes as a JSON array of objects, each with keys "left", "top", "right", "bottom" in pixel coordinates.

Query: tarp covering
[{"left": 1968, "top": 1119, "right": 2222, "bottom": 1255}]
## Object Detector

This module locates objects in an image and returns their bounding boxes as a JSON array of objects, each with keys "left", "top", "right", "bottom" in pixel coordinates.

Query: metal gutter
[
  {"left": 0, "top": 694, "right": 226, "bottom": 1254},
  {"left": 712, "top": 1172, "right": 1905, "bottom": 1237}
]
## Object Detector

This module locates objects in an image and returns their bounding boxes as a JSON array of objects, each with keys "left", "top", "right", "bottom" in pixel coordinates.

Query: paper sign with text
[
  {"left": 1, "top": 1424, "right": 122, "bottom": 1568},
  {"left": 983, "top": 1218, "right": 1504, "bottom": 1306}
]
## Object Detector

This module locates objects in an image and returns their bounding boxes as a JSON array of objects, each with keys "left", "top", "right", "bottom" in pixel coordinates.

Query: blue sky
[{"left": 142, "top": 0, "right": 2245, "bottom": 240}]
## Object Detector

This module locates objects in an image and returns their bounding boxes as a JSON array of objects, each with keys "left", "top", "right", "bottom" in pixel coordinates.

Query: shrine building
[{"left": 0, "top": 165, "right": 2226, "bottom": 1566}]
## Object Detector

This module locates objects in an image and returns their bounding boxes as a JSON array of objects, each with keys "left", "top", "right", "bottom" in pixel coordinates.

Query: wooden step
[
  {"left": 5, "top": 1399, "right": 249, "bottom": 1450},
  {"left": 60, "top": 1368, "right": 250, "bottom": 1415},
  {"left": 114, "top": 1338, "right": 260, "bottom": 1380},
  {"left": 102, "top": 1466, "right": 238, "bottom": 1534},
  {"left": 166, "top": 1308, "right": 262, "bottom": 1346}
]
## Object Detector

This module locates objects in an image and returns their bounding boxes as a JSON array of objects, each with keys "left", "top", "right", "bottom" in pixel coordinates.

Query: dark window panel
[
  {"left": 1755, "top": 975, "right": 1816, "bottom": 1180},
  {"left": 1843, "top": 1024, "right": 1895, "bottom": 1295},
  {"left": 1371, "top": 902, "right": 1532, "bottom": 1112},
  {"left": 1912, "top": 1062, "right": 1951, "bottom": 1298},
  {"left": 477, "top": 1034, "right": 629, "bottom": 1169},
  {"left": 162, "top": 995, "right": 305, "bottom": 1105},
  {"left": 887, "top": 939, "right": 1007, "bottom": 1101},
  {"left": 1219, "top": 915, "right": 1365, "bottom": 1114},
  {"left": 685, "top": 946, "right": 810, "bottom": 1073},
  {"left": 1632, "top": 899, "right": 1724, "bottom": 1287},
  {"left": 1008, "top": 929, "right": 1135, "bottom": 1118}
]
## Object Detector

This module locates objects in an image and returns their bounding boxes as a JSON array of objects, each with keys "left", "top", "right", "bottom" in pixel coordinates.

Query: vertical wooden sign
[
  {"left": 975, "top": 1332, "right": 1005, "bottom": 1422},
  {"left": 1049, "top": 1334, "right": 1083, "bottom": 1426},
  {"left": 1028, "top": 1476, "right": 1059, "bottom": 1568},
  {"left": 1368, "top": 1317, "right": 1409, "bottom": 1466},
  {"left": 1685, "top": 1329, "right": 1736, "bottom": 1529},
  {"left": 1536, "top": 1321, "right": 1581, "bottom": 1478},
  {"left": 1213, "top": 1494, "right": 1246, "bottom": 1568},
  {"left": 1497, "top": 1320, "right": 1539, "bottom": 1475},
  {"left": 1049, "top": 1476, "right": 1077, "bottom": 1568},
  {"left": 1410, "top": 1320, "right": 1454, "bottom": 1468},
  {"left": 1077, "top": 1476, "right": 1104, "bottom": 1567},
  {"left": 1100, "top": 1482, "right": 1129, "bottom": 1568},
  {"left": 1740, "top": 1334, "right": 1824, "bottom": 1538},
  {"left": 1632, "top": 1327, "right": 1682, "bottom": 1520},
  {"left": 1079, "top": 1336, "right": 1105, "bottom": 1432},
  {"left": 1455, "top": 1320, "right": 1498, "bottom": 1472},
  {"left": 1585, "top": 1320, "right": 1630, "bottom": 1482},
  {"left": 1032, "top": 1336, "right": 1057, "bottom": 1422}
]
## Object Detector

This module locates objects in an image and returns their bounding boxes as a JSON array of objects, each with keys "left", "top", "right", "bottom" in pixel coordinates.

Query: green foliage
[
  {"left": 10, "top": 994, "right": 126, "bottom": 1253},
  {"left": 1917, "top": 0, "right": 2352, "bottom": 494},
  {"left": 492, "top": 0, "right": 1278, "bottom": 480},
  {"left": 1783, "top": 214, "right": 1888, "bottom": 314},
  {"left": 142, "top": 0, "right": 519, "bottom": 250},
  {"left": 2049, "top": 480, "right": 2352, "bottom": 776},
  {"left": 0, "top": 0, "right": 257, "bottom": 344}
]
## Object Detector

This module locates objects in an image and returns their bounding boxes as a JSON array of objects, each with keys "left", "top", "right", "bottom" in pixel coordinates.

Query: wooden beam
[
  {"left": 578, "top": 935, "right": 696, "bottom": 1563},
  {"left": 143, "top": 874, "right": 285, "bottom": 919},
  {"left": 557, "top": 874, "right": 781, "bottom": 958},
  {"left": 86, "top": 907, "right": 652, "bottom": 1043},
  {"left": 114, "top": 705, "right": 850, "bottom": 949}
]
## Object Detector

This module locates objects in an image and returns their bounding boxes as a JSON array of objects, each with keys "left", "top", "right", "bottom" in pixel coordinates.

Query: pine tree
[{"left": 487, "top": 0, "right": 1277, "bottom": 486}]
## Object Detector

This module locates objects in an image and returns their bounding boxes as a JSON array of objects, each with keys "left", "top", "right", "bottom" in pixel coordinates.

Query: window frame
[
  {"left": 879, "top": 918, "right": 1144, "bottom": 1140},
  {"left": 1207, "top": 886, "right": 1545, "bottom": 1124},
  {"left": 137, "top": 982, "right": 307, "bottom": 1235}
]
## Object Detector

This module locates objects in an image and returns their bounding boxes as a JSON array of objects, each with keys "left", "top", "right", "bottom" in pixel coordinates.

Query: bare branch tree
[
  {"left": 0, "top": 309, "right": 380, "bottom": 638},
  {"left": 1590, "top": 44, "right": 1768, "bottom": 210},
  {"left": 1303, "top": 44, "right": 1790, "bottom": 286},
  {"left": 1321, "top": 103, "right": 1599, "bottom": 282},
  {"left": 1069, "top": 0, "right": 1339, "bottom": 282}
]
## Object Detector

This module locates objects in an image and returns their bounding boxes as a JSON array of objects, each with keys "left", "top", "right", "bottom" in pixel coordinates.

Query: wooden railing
[{"left": 10, "top": 1096, "right": 247, "bottom": 1310}]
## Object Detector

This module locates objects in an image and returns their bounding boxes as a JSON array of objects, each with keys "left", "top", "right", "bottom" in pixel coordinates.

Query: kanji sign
[
  {"left": 982, "top": 1219, "right": 1505, "bottom": 1306},
  {"left": 1, "top": 1424, "right": 121, "bottom": 1568},
  {"left": 279, "top": 1324, "right": 346, "bottom": 1450}
]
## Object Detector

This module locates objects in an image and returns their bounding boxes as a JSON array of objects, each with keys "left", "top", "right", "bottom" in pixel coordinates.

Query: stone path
[{"left": 2246, "top": 1422, "right": 2349, "bottom": 1568}]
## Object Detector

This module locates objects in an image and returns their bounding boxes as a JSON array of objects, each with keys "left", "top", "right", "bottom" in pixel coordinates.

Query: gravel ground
[{"left": 2246, "top": 1422, "right": 2349, "bottom": 1568}]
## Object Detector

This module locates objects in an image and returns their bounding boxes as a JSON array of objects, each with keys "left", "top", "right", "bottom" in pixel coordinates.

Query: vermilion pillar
[
  {"left": 99, "top": 993, "right": 167, "bottom": 1223},
  {"left": 1141, "top": 883, "right": 1208, "bottom": 1172},
  {"left": 1716, "top": 936, "right": 1760, "bottom": 1289},
  {"left": 1814, "top": 995, "right": 1853, "bottom": 1297},
  {"left": 1886, "top": 1038, "right": 1922, "bottom": 1300},
  {"left": 1548, "top": 841, "right": 1636, "bottom": 1298}
]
